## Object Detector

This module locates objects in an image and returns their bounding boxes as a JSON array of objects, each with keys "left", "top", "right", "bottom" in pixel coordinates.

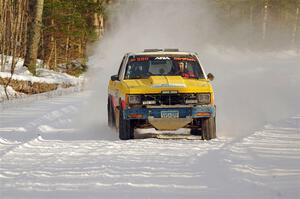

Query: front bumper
[{"left": 123, "top": 105, "right": 216, "bottom": 120}]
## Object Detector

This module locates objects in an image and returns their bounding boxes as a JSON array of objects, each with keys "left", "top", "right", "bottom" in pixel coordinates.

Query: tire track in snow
[
  {"left": 0, "top": 136, "right": 231, "bottom": 197},
  {"left": 0, "top": 138, "right": 21, "bottom": 157},
  {"left": 223, "top": 117, "right": 300, "bottom": 198},
  {"left": 1, "top": 92, "right": 299, "bottom": 198},
  {"left": 0, "top": 93, "right": 83, "bottom": 172},
  {"left": 0, "top": 92, "right": 82, "bottom": 143}
]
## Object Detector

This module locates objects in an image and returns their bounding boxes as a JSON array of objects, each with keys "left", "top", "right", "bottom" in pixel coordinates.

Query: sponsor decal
[
  {"left": 174, "top": 57, "right": 196, "bottom": 61},
  {"left": 152, "top": 84, "right": 186, "bottom": 88},
  {"left": 155, "top": 57, "right": 170, "bottom": 60},
  {"left": 129, "top": 57, "right": 149, "bottom": 62}
]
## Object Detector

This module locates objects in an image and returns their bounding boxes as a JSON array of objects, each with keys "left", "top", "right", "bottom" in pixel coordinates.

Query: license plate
[{"left": 161, "top": 111, "right": 179, "bottom": 118}]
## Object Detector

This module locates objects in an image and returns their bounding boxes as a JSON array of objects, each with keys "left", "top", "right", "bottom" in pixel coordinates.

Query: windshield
[{"left": 124, "top": 55, "right": 205, "bottom": 79}]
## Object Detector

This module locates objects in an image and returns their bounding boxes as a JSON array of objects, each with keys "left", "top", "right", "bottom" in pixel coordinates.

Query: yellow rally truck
[{"left": 108, "top": 49, "right": 216, "bottom": 140}]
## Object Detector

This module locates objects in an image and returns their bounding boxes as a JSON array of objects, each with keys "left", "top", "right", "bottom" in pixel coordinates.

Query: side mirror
[
  {"left": 207, "top": 73, "right": 214, "bottom": 81},
  {"left": 111, "top": 75, "right": 119, "bottom": 81}
]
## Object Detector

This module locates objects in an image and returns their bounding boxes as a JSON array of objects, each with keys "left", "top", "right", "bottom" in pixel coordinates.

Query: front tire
[
  {"left": 107, "top": 98, "right": 112, "bottom": 127},
  {"left": 107, "top": 97, "right": 116, "bottom": 128},
  {"left": 202, "top": 117, "right": 216, "bottom": 140},
  {"left": 119, "top": 107, "right": 134, "bottom": 140}
]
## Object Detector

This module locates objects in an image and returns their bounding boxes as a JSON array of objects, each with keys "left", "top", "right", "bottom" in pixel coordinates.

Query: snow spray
[{"left": 78, "top": 0, "right": 300, "bottom": 139}]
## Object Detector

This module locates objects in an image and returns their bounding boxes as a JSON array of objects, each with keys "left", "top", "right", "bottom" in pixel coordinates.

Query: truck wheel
[
  {"left": 190, "top": 128, "right": 201, "bottom": 135},
  {"left": 119, "top": 108, "right": 134, "bottom": 140},
  {"left": 107, "top": 98, "right": 113, "bottom": 127},
  {"left": 202, "top": 117, "right": 216, "bottom": 140},
  {"left": 191, "top": 119, "right": 201, "bottom": 135}
]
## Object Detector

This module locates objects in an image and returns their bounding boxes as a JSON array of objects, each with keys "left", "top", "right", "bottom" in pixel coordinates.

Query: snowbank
[
  {"left": 0, "top": 85, "right": 26, "bottom": 102},
  {"left": 0, "top": 86, "right": 82, "bottom": 110},
  {"left": 0, "top": 68, "right": 83, "bottom": 86},
  {"left": 0, "top": 55, "right": 84, "bottom": 101}
]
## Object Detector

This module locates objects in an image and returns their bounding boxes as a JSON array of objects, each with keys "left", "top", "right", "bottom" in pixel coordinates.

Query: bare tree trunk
[
  {"left": 249, "top": 6, "right": 253, "bottom": 27},
  {"left": 0, "top": 0, "right": 3, "bottom": 22},
  {"left": 21, "top": 0, "right": 29, "bottom": 60},
  {"left": 0, "top": 4, "right": 8, "bottom": 94},
  {"left": 99, "top": 14, "right": 104, "bottom": 38},
  {"left": 54, "top": 38, "right": 57, "bottom": 69},
  {"left": 0, "top": 0, "right": 28, "bottom": 99},
  {"left": 78, "top": 42, "right": 82, "bottom": 58},
  {"left": 292, "top": 8, "right": 299, "bottom": 44},
  {"left": 93, "top": 0, "right": 101, "bottom": 39},
  {"left": 2, "top": 0, "right": 22, "bottom": 100},
  {"left": 46, "top": 18, "right": 54, "bottom": 69},
  {"left": 0, "top": 0, "right": 3, "bottom": 51},
  {"left": 23, "top": 0, "right": 44, "bottom": 75},
  {"left": 0, "top": 0, "right": 7, "bottom": 72},
  {"left": 23, "top": 0, "right": 29, "bottom": 59},
  {"left": 94, "top": 12, "right": 100, "bottom": 38},
  {"left": 40, "top": 28, "right": 44, "bottom": 66},
  {"left": 65, "top": 25, "right": 70, "bottom": 64},
  {"left": 262, "top": 0, "right": 269, "bottom": 41},
  {"left": 46, "top": 45, "right": 53, "bottom": 69},
  {"left": 14, "top": 0, "right": 23, "bottom": 58}
]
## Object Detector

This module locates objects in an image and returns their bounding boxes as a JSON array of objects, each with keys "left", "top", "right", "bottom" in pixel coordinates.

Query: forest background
[{"left": 0, "top": 0, "right": 299, "bottom": 76}]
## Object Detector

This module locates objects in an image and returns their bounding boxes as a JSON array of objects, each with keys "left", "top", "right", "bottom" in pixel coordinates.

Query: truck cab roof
[{"left": 128, "top": 49, "right": 197, "bottom": 56}]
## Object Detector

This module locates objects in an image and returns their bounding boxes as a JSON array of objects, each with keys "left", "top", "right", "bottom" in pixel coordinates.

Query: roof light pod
[{"left": 164, "top": 48, "right": 179, "bottom": 52}]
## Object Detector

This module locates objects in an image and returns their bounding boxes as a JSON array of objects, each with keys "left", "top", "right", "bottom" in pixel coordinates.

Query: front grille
[{"left": 142, "top": 94, "right": 196, "bottom": 105}]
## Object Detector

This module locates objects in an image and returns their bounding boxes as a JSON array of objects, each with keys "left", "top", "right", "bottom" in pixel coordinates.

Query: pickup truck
[{"left": 108, "top": 49, "right": 216, "bottom": 140}]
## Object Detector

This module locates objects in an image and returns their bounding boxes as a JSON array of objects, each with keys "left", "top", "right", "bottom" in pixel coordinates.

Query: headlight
[
  {"left": 197, "top": 93, "right": 210, "bottom": 104},
  {"left": 185, "top": 99, "right": 198, "bottom": 104},
  {"left": 128, "top": 95, "right": 141, "bottom": 104}
]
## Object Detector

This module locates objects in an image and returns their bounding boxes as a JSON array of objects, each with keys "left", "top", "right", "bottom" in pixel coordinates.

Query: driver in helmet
[{"left": 177, "top": 62, "right": 195, "bottom": 78}]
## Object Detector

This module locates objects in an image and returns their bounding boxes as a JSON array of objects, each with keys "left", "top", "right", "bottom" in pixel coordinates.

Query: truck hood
[{"left": 122, "top": 76, "right": 212, "bottom": 94}]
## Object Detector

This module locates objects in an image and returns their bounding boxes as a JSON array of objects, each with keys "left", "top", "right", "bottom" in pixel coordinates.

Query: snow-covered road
[{"left": 0, "top": 92, "right": 299, "bottom": 199}]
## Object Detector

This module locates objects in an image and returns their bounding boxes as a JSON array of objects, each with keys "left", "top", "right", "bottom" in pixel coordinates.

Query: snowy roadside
[
  {"left": 0, "top": 55, "right": 85, "bottom": 102},
  {"left": 0, "top": 85, "right": 26, "bottom": 101},
  {"left": 0, "top": 68, "right": 82, "bottom": 85},
  {"left": 0, "top": 86, "right": 83, "bottom": 111}
]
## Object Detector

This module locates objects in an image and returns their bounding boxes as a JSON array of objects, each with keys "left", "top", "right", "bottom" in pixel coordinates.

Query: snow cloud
[{"left": 78, "top": 0, "right": 300, "bottom": 139}]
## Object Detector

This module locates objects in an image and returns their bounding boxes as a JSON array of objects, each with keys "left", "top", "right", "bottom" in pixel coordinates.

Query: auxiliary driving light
[
  {"left": 128, "top": 114, "right": 143, "bottom": 119},
  {"left": 142, "top": 100, "right": 156, "bottom": 105},
  {"left": 196, "top": 112, "right": 211, "bottom": 117},
  {"left": 185, "top": 99, "right": 198, "bottom": 104}
]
